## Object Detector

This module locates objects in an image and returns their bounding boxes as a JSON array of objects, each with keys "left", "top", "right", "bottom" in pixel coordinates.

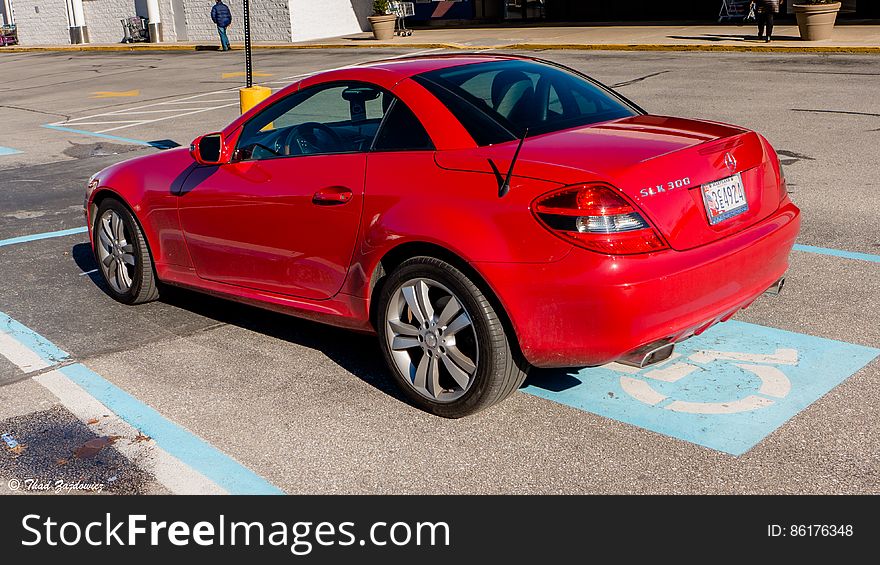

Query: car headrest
[{"left": 491, "top": 70, "right": 533, "bottom": 109}]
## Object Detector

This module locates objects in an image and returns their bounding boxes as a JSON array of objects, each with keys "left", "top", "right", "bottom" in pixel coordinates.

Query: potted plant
[
  {"left": 369, "top": 0, "right": 397, "bottom": 41},
  {"left": 793, "top": 1, "right": 842, "bottom": 41}
]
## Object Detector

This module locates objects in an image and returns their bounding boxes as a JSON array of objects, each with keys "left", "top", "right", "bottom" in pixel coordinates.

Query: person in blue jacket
[{"left": 211, "top": 0, "right": 232, "bottom": 51}]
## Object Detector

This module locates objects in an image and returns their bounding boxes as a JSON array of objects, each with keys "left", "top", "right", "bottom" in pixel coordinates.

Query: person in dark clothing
[
  {"left": 752, "top": 0, "right": 783, "bottom": 42},
  {"left": 211, "top": 0, "right": 232, "bottom": 51}
]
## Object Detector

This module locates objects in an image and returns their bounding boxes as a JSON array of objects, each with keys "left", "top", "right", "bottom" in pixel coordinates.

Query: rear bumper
[{"left": 475, "top": 201, "right": 800, "bottom": 368}]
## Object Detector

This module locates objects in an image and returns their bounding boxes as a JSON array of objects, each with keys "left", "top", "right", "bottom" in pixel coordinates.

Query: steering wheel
[{"left": 283, "top": 122, "right": 343, "bottom": 155}]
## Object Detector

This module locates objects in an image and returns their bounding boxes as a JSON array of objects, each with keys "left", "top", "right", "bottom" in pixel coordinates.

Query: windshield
[{"left": 413, "top": 59, "right": 640, "bottom": 145}]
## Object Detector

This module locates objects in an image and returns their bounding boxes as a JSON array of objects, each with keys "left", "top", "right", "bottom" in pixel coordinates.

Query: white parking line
[
  {"left": 35, "top": 369, "right": 228, "bottom": 495},
  {"left": 46, "top": 48, "right": 447, "bottom": 138},
  {"left": 0, "top": 332, "right": 51, "bottom": 373},
  {"left": 95, "top": 103, "right": 239, "bottom": 134},
  {"left": 0, "top": 310, "right": 281, "bottom": 494},
  {"left": 66, "top": 120, "right": 144, "bottom": 126}
]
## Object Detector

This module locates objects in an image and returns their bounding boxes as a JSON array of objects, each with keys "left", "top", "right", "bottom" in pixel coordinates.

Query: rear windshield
[{"left": 413, "top": 59, "right": 639, "bottom": 146}]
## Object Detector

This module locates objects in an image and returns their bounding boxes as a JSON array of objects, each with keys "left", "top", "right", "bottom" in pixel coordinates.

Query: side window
[
  {"left": 236, "top": 83, "right": 388, "bottom": 160},
  {"left": 373, "top": 100, "right": 434, "bottom": 152}
]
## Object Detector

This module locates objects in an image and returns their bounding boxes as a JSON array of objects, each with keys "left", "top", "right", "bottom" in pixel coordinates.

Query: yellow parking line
[
  {"left": 91, "top": 89, "right": 140, "bottom": 99},
  {"left": 221, "top": 71, "right": 273, "bottom": 79}
]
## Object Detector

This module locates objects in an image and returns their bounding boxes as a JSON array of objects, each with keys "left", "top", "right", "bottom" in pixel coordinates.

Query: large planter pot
[
  {"left": 368, "top": 14, "right": 397, "bottom": 41},
  {"left": 794, "top": 2, "right": 841, "bottom": 41}
]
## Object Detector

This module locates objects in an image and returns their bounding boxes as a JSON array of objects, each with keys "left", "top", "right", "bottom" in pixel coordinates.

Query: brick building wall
[
  {"left": 182, "top": 0, "right": 290, "bottom": 43},
  {"left": 81, "top": 0, "right": 134, "bottom": 43},
  {"left": 6, "top": 0, "right": 373, "bottom": 45},
  {"left": 11, "top": 0, "right": 71, "bottom": 45}
]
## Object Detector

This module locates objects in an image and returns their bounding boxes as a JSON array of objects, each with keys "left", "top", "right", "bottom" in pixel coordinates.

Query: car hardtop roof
[{"left": 354, "top": 53, "right": 539, "bottom": 78}]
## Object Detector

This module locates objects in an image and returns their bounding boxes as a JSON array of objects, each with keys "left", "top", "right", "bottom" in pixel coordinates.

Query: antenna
[{"left": 499, "top": 128, "right": 528, "bottom": 198}]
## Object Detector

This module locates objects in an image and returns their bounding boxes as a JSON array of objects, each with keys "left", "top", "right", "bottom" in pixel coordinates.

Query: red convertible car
[{"left": 85, "top": 55, "right": 799, "bottom": 417}]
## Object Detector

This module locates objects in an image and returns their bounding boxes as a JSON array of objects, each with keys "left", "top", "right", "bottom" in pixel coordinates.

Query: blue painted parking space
[
  {"left": 0, "top": 146, "right": 22, "bottom": 156},
  {"left": 523, "top": 321, "right": 880, "bottom": 456},
  {"left": 0, "top": 310, "right": 283, "bottom": 494}
]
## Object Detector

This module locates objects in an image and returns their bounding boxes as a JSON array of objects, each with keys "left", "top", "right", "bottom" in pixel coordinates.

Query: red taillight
[{"left": 533, "top": 184, "right": 669, "bottom": 255}]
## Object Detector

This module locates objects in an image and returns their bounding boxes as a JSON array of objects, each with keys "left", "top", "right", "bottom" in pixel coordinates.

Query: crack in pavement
[
  {"left": 781, "top": 70, "right": 880, "bottom": 77},
  {"left": 0, "top": 320, "right": 232, "bottom": 389},
  {"left": 0, "top": 105, "right": 71, "bottom": 121},
  {"left": 0, "top": 66, "right": 159, "bottom": 94},
  {"left": 791, "top": 108, "right": 880, "bottom": 118},
  {"left": 612, "top": 70, "right": 671, "bottom": 88},
  {"left": 0, "top": 359, "right": 77, "bottom": 389},
  {"left": 777, "top": 150, "right": 816, "bottom": 163}
]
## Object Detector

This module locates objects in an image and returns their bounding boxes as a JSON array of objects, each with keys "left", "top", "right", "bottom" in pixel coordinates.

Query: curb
[{"left": 4, "top": 42, "right": 880, "bottom": 54}]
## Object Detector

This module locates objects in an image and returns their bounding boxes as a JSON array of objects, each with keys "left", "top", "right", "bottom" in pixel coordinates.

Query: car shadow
[
  {"left": 520, "top": 369, "right": 583, "bottom": 393},
  {"left": 73, "top": 243, "right": 584, "bottom": 401},
  {"left": 72, "top": 242, "right": 107, "bottom": 289},
  {"left": 71, "top": 243, "right": 404, "bottom": 403}
]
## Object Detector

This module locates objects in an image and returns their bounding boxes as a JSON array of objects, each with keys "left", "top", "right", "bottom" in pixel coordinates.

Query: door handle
[{"left": 312, "top": 187, "right": 353, "bottom": 205}]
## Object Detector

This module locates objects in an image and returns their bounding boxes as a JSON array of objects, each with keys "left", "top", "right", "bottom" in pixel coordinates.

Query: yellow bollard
[{"left": 239, "top": 85, "right": 272, "bottom": 115}]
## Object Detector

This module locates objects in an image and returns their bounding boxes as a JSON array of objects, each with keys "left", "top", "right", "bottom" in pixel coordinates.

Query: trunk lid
[{"left": 438, "top": 115, "right": 782, "bottom": 251}]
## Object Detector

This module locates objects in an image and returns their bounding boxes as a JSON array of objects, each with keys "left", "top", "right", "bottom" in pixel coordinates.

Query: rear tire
[
  {"left": 93, "top": 198, "right": 160, "bottom": 305},
  {"left": 378, "top": 257, "right": 528, "bottom": 418}
]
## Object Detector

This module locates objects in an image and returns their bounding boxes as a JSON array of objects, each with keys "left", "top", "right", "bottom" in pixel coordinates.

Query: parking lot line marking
[
  {"left": 103, "top": 109, "right": 208, "bottom": 115},
  {"left": 0, "top": 332, "right": 54, "bottom": 373},
  {"left": 35, "top": 368, "right": 228, "bottom": 495},
  {"left": 793, "top": 243, "right": 880, "bottom": 264},
  {"left": 153, "top": 99, "right": 240, "bottom": 105},
  {"left": 665, "top": 395, "right": 775, "bottom": 415},
  {"left": 41, "top": 124, "right": 156, "bottom": 147},
  {"left": 91, "top": 89, "right": 140, "bottom": 99},
  {"left": 95, "top": 103, "right": 239, "bottom": 134},
  {"left": 620, "top": 376, "right": 666, "bottom": 405},
  {"left": 523, "top": 320, "right": 880, "bottom": 456},
  {"left": 643, "top": 362, "right": 699, "bottom": 383},
  {"left": 60, "top": 363, "right": 283, "bottom": 495},
  {"left": 0, "top": 310, "right": 283, "bottom": 495},
  {"left": 0, "top": 312, "right": 70, "bottom": 369},
  {"left": 222, "top": 71, "right": 273, "bottom": 79},
  {"left": 0, "top": 146, "right": 22, "bottom": 156},
  {"left": 44, "top": 50, "right": 441, "bottom": 142},
  {"left": 0, "top": 226, "right": 88, "bottom": 248},
  {"left": 689, "top": 347, "right": 798, "bottom": 365},
  {"left": 64, "top": 120, "right": 145, "bottom": 126}
]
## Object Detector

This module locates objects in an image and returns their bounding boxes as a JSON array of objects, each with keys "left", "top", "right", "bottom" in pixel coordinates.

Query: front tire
[
  {"left": 378, "top": 257, "right": 528, "bottom": 418},
  {"left": 93, "top": 198, "right": 160, "bottom": 305}
]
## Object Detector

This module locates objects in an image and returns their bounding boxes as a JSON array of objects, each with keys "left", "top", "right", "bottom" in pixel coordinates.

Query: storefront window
[{"left": 504, "top": 0, "right": 546, "bottom": 20}]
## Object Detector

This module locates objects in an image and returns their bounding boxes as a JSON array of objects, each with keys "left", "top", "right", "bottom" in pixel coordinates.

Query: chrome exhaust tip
[
  {"left": 764, "top": 277, "right": 785, "bottom": 296},
  {"left": 618, "top": 341, "right": 675, "bottom": 369}
]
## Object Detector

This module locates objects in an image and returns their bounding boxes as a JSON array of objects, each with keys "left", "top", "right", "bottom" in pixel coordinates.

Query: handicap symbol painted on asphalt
[{"left": 522, "top": 321, "right": 880, "bottom": 455}]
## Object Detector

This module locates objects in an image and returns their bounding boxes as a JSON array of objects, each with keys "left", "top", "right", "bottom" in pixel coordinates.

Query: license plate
[{"left": 701, "top": 173, "right": 748, "bottom": 225}]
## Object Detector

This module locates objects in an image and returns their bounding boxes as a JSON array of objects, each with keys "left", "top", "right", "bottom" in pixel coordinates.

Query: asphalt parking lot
[{"left": 0, "top": 48, "right": 878, "bottom": 494}]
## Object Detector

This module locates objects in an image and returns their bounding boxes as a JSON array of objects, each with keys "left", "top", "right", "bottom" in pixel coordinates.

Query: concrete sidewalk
[{"left": 4, "top": 23, "right": 880, "bottom": 53}]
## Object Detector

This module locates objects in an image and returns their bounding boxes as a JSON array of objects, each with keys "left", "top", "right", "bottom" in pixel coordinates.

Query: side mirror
[{"left": 190, "top": 133, "right": 228, "bottom": 165}]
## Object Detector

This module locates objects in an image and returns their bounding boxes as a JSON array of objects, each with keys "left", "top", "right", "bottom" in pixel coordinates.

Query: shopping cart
[
  {"left": 0, "top": 25, "right": 17, "bottom": 47},
  {"left": 389, "top": 1, "right": 415, "bottom": 37},
  {"left": 718, "top": 0, "right": 751, "bottom": 22},
  {"left": 120, "top": 16, "right": 149, "bottom": 43}
]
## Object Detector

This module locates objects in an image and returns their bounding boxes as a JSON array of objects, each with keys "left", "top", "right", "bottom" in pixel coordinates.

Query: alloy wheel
[
  {"left": 96, "top": 209, "right": 136, "bottom": 294},
  {"left": 384, "top": 278, "right": 480, "bottom": 403}
]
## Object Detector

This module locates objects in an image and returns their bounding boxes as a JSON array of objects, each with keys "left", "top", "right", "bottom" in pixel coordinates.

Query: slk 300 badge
[{"left": 640, "top": 177, "right": 691, "bottom": 197}]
